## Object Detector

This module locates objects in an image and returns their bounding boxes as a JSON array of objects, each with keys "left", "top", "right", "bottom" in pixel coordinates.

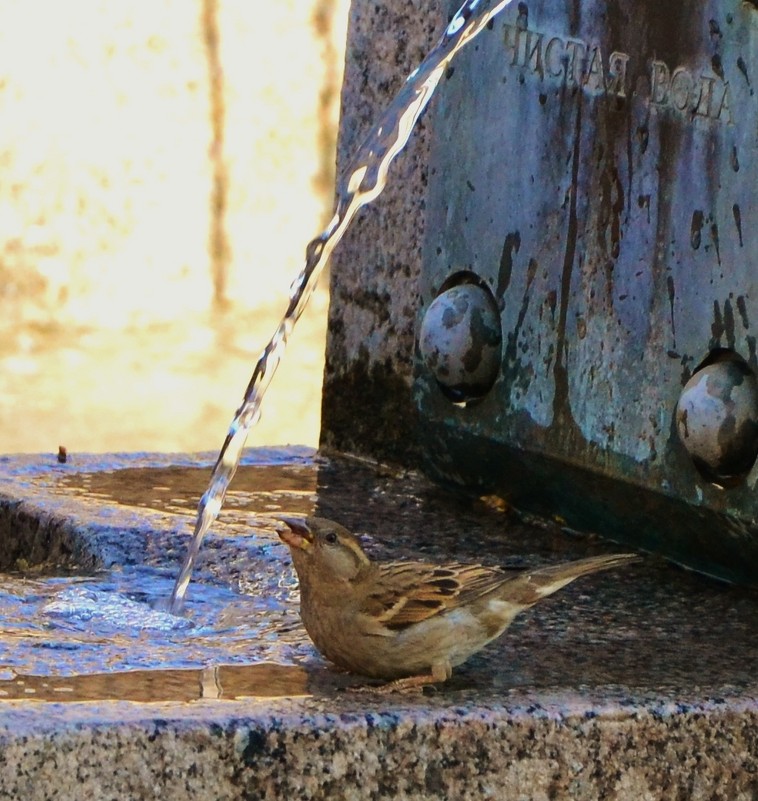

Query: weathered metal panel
[{"left": 416, "top": 0, "right": 758, "bottom": 581}]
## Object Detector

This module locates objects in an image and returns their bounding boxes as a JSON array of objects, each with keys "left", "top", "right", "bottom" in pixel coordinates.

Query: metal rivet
[
  {"left": 675, "top": 351, "right": 758, "bottom": 485},
  {"left": 419, "top": 281, "right": 502, "bottom": 402}
]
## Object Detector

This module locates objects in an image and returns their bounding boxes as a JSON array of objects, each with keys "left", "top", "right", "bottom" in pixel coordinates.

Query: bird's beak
[{"left": 277, "top": 516, "right": 313, "bottom": 550}]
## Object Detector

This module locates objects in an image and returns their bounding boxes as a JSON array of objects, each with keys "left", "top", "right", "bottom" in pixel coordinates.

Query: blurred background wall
[{"left": 0, "top": 0, "right": 350, "bottom": 453}]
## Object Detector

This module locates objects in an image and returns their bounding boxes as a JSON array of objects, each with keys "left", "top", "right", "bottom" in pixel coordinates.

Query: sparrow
[{"left": 278, "top": 516, "right": 638, "bottom": 689}]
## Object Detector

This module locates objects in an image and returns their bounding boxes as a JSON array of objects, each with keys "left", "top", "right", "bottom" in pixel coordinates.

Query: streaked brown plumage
[{"left": 278, "top": 516, "right": 637, "bottom": 687}]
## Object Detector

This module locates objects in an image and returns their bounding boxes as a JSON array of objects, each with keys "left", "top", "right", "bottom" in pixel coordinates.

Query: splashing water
[
  {"left": 2, "top": 560, "right": 308, "bottom": 680},
  {"left": 168, "top": 0, "right": 517, "bottom": 612}
]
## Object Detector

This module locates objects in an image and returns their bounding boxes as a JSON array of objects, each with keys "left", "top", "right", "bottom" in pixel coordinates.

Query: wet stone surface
[{"left": 0, "top": 447, "right": 757, "bottom": 798}]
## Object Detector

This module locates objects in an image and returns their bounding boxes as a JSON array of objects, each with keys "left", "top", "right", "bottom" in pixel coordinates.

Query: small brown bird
[{"left": 278, "top": 516, "right": 637, "bottom": 689}]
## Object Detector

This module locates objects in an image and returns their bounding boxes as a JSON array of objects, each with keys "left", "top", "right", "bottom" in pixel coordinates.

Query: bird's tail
[{"left": 506, "top": 553, "right": 639, "bottom": 607}]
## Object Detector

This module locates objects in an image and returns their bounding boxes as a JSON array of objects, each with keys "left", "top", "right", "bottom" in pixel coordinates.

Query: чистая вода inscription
[{"left": 503, "top": 23, "right": 734, "bottom": 124}]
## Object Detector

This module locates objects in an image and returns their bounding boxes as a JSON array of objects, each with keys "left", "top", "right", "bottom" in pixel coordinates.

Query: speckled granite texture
[
  {"left": 321, "top": 0, "right": 445, "bottom": 463},
  {"left": 1, "top": 449, "right": 758, "bottom": 799},
  {"left": 5, "top": 694, "right": 758, "bottom": 801}
]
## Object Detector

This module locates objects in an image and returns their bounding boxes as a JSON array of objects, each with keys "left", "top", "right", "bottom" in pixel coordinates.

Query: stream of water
[{"left": 168, "top": 0, "right": 518, "bottom": 612}]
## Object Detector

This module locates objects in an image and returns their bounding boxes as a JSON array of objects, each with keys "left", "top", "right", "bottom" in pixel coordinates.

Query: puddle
[
  {"left": 1, "top": 455, "right": 321, "bottom": 693},
  {"left": 53, "top": 452, "right": 319, "bottom": 536},
  {"left": 0, "top": 451, "right": 361, "bottom": 699},
  {"left": 0, "top": 564, "right": 313, "bottom": 684},
  {"left": 0, "top": 450, "right": 506, "bottom": 700},
  {"left": 9, "top": 449, "right": 758, "bottom": 703}
]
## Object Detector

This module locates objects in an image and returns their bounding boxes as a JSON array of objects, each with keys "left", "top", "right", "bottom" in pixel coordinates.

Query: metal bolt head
[
  {"left": 675, "top": 354, "right": 758, "bottom": 483},
  {"left": 419, "top": 282, "right": 502, "bottom": 402}
]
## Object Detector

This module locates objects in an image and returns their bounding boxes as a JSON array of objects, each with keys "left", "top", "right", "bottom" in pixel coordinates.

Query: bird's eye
[{"left": 324, "top": 531, "right": 338, "bottom": 545}]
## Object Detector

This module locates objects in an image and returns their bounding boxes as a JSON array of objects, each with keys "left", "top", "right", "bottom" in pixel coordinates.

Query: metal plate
[{"left": 416, "top": 0, "right": 758, "bottom": 582}]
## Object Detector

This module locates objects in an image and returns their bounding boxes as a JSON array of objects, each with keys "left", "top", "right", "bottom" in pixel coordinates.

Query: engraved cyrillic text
[{"left": 502, "top": 23, "right": 734, "bottom": 125}]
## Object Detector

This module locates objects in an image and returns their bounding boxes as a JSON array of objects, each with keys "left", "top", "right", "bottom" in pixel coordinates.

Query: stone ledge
[
  {"left": 1, "top": 449, "right": 757, "bottom": 800},
  {"left": 4, "top": 690, "right": 758, "bottom": 800}
]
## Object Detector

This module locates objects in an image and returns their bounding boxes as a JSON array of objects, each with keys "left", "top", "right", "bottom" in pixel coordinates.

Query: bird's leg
[
  {"left": 351, "top": 661, "right": 452, "bottom": 694},
  {"left": 348, "top": 674, "right": 439, "bottom": 694},
  {"left": 383, "top": 673, "right": 444, "bottom": 693}
]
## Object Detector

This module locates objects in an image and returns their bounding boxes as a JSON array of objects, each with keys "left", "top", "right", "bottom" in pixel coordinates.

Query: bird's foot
[{"left": 347, "top": 673, "right": 444, "bottom": 694}]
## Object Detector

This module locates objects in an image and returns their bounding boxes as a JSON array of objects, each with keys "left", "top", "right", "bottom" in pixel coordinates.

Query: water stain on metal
[
  {"left": 710, "top": 220, "right": 722, "bottom": 266},
  {"left": 724, "top": 298, "right": 736, "bottom": 350},
  {"left": 637, "top": 194, "right": 651, "bottom": 223},
  {"left": 516, "top": 2, "right": 529, "bottom": 30},
  {"left": 709, "top": 300, "right": 738, "bottom": 352},
  {"left": 597, "top": 164, "right": 624, "bottom": 261},
  {"left": 552, "top": 89, "right": 583, "bottom": 436},
  {"left": 737, "top": 296, "right": 750, "bottom": 331},
  {"left": 497, "top": 231, "right": 521, "bottom": 298},
  {"left": 711, "top": 53, "right": 725, "bottom": 80},
  {"left": 737, "top": 56, "right": 752, "bottom": 93},
  {"left": 733, "top": 204, "right": 744, "bottom": 247},
  {"left": 504, "top": 257, "right": 539, "bottom": 393},
  {"left": 691, "top": 210, "right": 704, "bottom": 250},
  {"left": 712, "top": 301, "right": 726, "bottom": 348},
  {"left": 637, "top": 124, "right": 649, "bottom": 154},
  {"left": 667, "top": 276, "right": 677, "bottom": 349}
]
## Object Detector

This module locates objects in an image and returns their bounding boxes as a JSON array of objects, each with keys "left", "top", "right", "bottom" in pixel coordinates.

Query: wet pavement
[
  {"left": 2, "top": 446, "right": 758, "bottom": 697},
  {"left": 1, "top": 447, "right": 757, "bottom": 798}
]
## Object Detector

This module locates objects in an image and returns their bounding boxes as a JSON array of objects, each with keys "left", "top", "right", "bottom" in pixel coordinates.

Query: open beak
[{"left": 277, "top": 516, "right": 313, "bottom": 550}]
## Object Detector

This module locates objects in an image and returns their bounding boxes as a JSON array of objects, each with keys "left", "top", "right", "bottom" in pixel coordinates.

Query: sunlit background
[{"left": 0, "top": 0, "right": 351, "bottom": 454}]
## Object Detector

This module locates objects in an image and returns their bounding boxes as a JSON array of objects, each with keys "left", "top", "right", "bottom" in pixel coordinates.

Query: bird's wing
[{"left": 360, "top": 562, "right": 511, "bottom": 631}]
